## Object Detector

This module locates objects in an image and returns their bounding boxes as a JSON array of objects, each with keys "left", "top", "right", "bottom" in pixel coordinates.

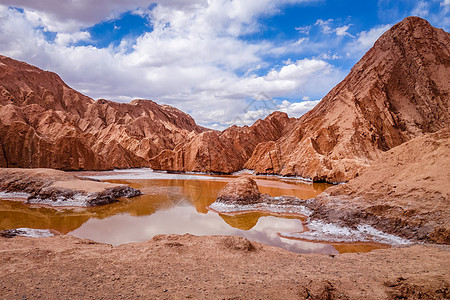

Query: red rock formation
[
  {"left": 1, "top": 17, "right": 448, "bottom": 181},
  {"left": 0, "top": 168, "right": 141, "bottom": 207},
  {"left": 0, "top": 55, "right": 207, "bottom": 170},
  {"left": 246, "top": 16, "right": 450, "bottom": 182},
  {"left": 149, "top": 111, "right": 295, "bottom": 173}
]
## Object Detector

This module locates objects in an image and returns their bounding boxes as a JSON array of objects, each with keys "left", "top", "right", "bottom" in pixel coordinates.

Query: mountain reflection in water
[{"left": 0, "top": 170, "right": 388, "bottom": 254}]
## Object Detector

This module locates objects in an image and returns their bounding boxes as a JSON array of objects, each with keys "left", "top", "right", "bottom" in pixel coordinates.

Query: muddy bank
[
  {"left": 210, "top": 177, "right": 314, "bottom": 215},
  {"left": 309, "top": 130, "right": 450, "bottom": 244},
  {"left": 210, "top": 131, "right": 450, "bottom": 245},
  {"left": 0, "top": 234, "right": 448, "bottom": 299},
  {"left": 209, "top": 178, "right": 411, "bottom": 246},
  {"left": 0, "top": 168, "right": 141, "bottom": 207}
]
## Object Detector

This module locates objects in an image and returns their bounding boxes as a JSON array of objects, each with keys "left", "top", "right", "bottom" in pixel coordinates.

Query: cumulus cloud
[
  {"left": 278, "top": 99, "right": 321, "bottom": 117},
  {"left": 345, "top": 24, "right": 392, "bottom": 58},
  {"left": 0, "top": 0, "right": 153, "bottom": 32},
  {"left": 314, "top": 19, "right": 353, "bottom": 37},
  {"left": 0, "top": 0, "right": 340, "bottom": 128}
]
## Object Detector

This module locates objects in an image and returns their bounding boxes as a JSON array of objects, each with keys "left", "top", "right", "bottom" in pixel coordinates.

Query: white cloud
[
  {"left": 315, "top": 19, "right": 353, "bottom": 37},
  {"left": 315, "top": 19, "right": 334, "bottom": 34},
  {"left": 0, "top": 1, "right": 340, "bottom": 128},
  {"left": 345, "top": 24, "right": 392, "bottom": 58},
  {"left": 335, "top": 25, "right": 353, "bottom": 37},
  {"left": 54, "top": 31, "right": 91, "bottom": 46},
  {"left": 0, "top": 0, "right": 153, "bottom": 32},
  {"left": 230, "top": 98, "right": 321, "bottom": 127},
  {"left": 278, "top": 99, "right": 321, "bottom": 117},
  {"left": 411, "top": 1, "right": 431, "bottom": 18},
  {"left": 433, "top": 0, "right": 450, "bottom": 30}
]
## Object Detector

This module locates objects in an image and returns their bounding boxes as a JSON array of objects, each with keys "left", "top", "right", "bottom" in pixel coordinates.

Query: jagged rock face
[
  {"left": 149, "top": 131, "right": 245, "bottom": 173},
  {"left": 149, "top": 111, "right": 294, "bottom": 173},
  {"left": 0, "top": 55, "right": 206, "bottom": 170},
  {"left": 247, "top": 17, "right": 450, "bottom": 182},
  {"left": 1, "top": 17, "right": 448, "bottom": 181}
]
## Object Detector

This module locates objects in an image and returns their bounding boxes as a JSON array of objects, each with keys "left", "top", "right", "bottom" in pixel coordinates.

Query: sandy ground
[{"left": 1, "top": 234, "right": 449, "bottom": 299}]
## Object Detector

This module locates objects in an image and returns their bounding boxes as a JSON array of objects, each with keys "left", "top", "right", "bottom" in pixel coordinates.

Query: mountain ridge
[
  {"left": 0, "top": 16, "right": 449, "bottom": 183},
  {"left": 0, "top": 54, "right": 208, "bottom": 170}
]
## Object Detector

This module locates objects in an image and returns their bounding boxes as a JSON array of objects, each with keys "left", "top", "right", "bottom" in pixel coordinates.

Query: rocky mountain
[
  {"left": 149, "top": 111, "right": 295, "bottom": 173},
  {"left": 1, "top": 16, "right": 448, "bottom": 182},
  {"left": 246, "top": 16, "right": 450, "bottom": 182},
  {"left": 149, "top": 16, "right": 449, "bottom": 182},
  {"left": 0, "top": 55, "right": 207, "bottom": 170}
]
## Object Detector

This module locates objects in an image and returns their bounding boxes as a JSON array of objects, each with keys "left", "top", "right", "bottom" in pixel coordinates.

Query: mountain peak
[{"left": 246, "top": 16, "right": 449, "bottom": 182}]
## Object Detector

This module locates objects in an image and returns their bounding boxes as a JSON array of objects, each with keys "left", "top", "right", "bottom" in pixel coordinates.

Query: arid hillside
[
  {"left": 310, "top": 129, "right": 450, "bottom": 244},
  {"left": 0, "top": 55, "right": 207, "bottom": 170},
  {"left": 245, "top": 16, "right": 450, "bottom": 182},
  {"left": 1, "top": 16, "right": 448, "bottom": 183},
  {"left": 152, "top": 16, "right": 450, "bottom": 182}
]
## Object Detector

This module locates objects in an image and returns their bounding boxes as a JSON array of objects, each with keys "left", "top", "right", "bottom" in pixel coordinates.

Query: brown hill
[
  {"left": 246, "top": 16, "right": 450, "bottom": 182},
  {"left": 311, "top": 129, "right": 450, "bottom": 244},
  {"left": 149, "top": 16, "right": 450, "bottom": 181},
  {"left": 0, "top": 17, "right": 448, "bottom": 181},
  {"left": 0, "top": 55, "right": 207, "bottom": 170},
  {"left": 149, "top": 111, "right": 295, "bottom": 173}
]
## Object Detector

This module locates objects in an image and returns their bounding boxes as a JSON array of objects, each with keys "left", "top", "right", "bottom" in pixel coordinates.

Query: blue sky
[{"left": 0, "top": 0, "right": 448, "bottom": 129}]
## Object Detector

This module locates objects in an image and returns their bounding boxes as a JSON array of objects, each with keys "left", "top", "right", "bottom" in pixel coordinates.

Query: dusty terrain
[
  {"left": 310, "top": 129, "right": 450, "bottom": 244},
  {"left": 0, "top": 168, "right": 141, "bottom": 206},
  {"left": 0, "top": 234, "right": 448, "bottom": 299}
]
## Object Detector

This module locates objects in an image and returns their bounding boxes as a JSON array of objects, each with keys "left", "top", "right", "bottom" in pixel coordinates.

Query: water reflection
[
  {"left": 0, "top": 170, "right": 385, "bottom": 254},
  {"left": 69, "top": 204, "right": 337, "bottom": 254}
]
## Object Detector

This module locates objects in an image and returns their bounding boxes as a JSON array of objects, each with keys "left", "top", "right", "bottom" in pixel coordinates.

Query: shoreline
[{"left": 0, "top": 168, "right": 142, "bottom": 207}]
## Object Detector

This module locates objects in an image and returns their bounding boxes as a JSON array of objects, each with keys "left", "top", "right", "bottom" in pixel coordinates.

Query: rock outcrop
[
  {"left": 246, "top": 16, "right": 450, "bottom": 182},
  {"left": 0, "top": 168, "right": 141, "bottom": 206},
  {"left": 210, "top": 176, "right": 312, "bottom": 216},
  {"left": 216, "top": 177, "right": 262, "bottom": 205},
  {"left": 310, "top": 129, "right": 450, "bottom": 244},
  {"left": 149, "top": 111, "right": 294, "bottom": 173},
  {"left": 0, "top": 55, "right": 207, "bottom": 170}
]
